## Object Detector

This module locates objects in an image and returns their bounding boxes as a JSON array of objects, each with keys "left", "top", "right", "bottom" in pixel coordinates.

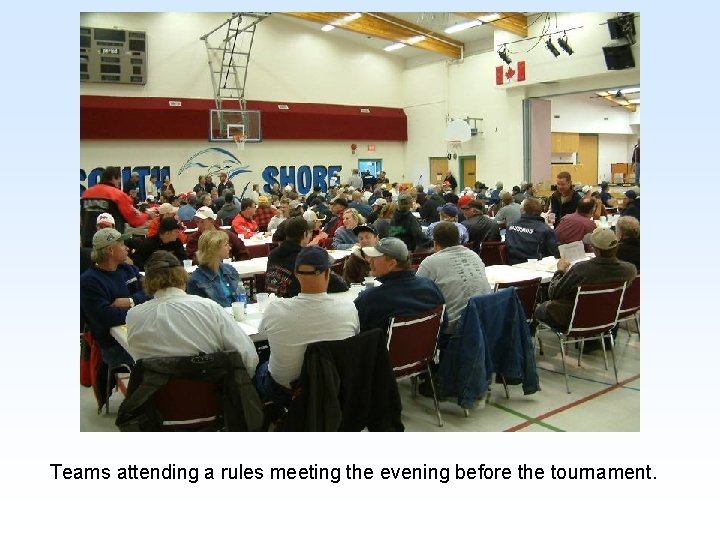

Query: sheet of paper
[{"left": 558, "top": 241, "right": 586, "bottom": 263}]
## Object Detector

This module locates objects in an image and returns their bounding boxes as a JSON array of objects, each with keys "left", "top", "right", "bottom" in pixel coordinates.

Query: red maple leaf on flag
[{"left": 505, "top": 66, "right": 516, "bottom": 80}]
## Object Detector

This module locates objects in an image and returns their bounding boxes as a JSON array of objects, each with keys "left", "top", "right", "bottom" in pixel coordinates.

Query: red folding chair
[
  {"left": 616, "top": 275, "right": 639, "bottom": 336},
  {"left": 495, "top": 277, "right": 542, "bottom": 323},
  {"left": 536, "top": 281, "right": 627, "bottom": 393},
  {"left": 386, "top": 305, "right": 445, "bottom": 426},
  {"left": 480, "top": 241, "right": 507, "bottom": 266},
  {"left": 246, "top": 244, "right": 270, "bottom": 258}
]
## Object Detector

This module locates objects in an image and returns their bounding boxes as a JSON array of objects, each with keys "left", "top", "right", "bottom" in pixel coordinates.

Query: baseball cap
[
  {"left": 362, "top": 237, "right": 409, "bottom": 261},
  {"left": 458, "top": 194, "right": 474, "bottom": 208},
  {"left": 96, "top": 213, "right": 115, "bottom": 227},
  {"left": 590, "top": 228, "right": 619, "bottom": 250},
  {"left": 144, "top": 251, "right": 182, "bottom": 272},
  {"left": 303, "top": 209, "right": 326, "bottom": 224},
  {"left": 476, "top": 183, "right": 488, "bottom": 189},
  {"left": 353, "top": 224, "right": 377, "bottom": 236},
  {"left": 130, "top": 171, "right": 139, "bottom": 177},
  {"left": 146, "top": 195, "right": 155, "bottom": 201},
  {"left": 624, "top": 190, "right": 638, "bottom": 199},
  {"left": 258, "top": 195, "right": 269, "bottom": 204},
  {"left": 462, "top": 199, "right": 485, "bottom": 212},
  {"left": 373, "top": 198, "right": 388, "bottom": 208},
  {"left": 294, "top": 246, "right": 333, "bottom": 275},
  {"left": 92, "top": 228, "right": 131, "bottom": 250},
  {"left": 159, "top": 217, "right": 183, "bottom": 234},
  {"left": 158, "top": 202, "right": 177, "bottom": 215},
  {"left": 194, "top": 206, "right": 217, "bottom": 220},
  {"left": 397, "top": 193, "right": 413, "bottom": 207},
  {"left": 438, "top": 203, "right": 459, "bottom": 217}
]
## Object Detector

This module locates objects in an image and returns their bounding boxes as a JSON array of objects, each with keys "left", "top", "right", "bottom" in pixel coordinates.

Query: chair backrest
[
  {"left": 387, "top": 304, "right": 445, "bottom": 378},
  {"left": 618, "top": 275, "right": 639, "bottom": 318},
  {"left": 566, "top": 281, "right": 627, "bottom": 338},
  {"left": 480, "top": 241, "right": 507, "bottom": 266},
  {"left": 495, "top": 277, "right": 542, "bottom": 322},
  {"left": 80, "top": 197, "right": 125, "bottom": 248},
  {"left": 330, "top": 260, "right": 345, "bottom": 275},
  {"left": 411, "top": 249, "right": 435, "bottom": 266},
  {"left": 246, "top": 243, "right": 270, "bottom": 258},
  {"left": 254, "top": 272, "right": 266, "bottom": 294},
  {"left": 154, "top": 379, "right": 222, "bottom": 431}
]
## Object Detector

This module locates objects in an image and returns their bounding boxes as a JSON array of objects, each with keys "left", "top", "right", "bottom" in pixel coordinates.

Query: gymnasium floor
[{"left": 80, "top": 324, "right": 639, "bottom": 432}]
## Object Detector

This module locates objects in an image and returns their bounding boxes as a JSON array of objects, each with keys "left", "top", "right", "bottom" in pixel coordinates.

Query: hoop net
[{"left": 233, "top": 134, "right": 246, "bottom": 151}]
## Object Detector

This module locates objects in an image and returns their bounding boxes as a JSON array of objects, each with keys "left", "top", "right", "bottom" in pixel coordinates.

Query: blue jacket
[
  {"left": 505, "top": 215, "right": 559, "bottom": 265},
  {"left": 80, "top": 263, "right": 148, "bottom": 348},
  {"left": 186, "top": 263, "right": 241, "bottom": 307},
  {"left": 440, "top": 288, "right": 539, "bottom": 409},
  {"left": 354, "top": 270, "right": 446, "bottom": 333},
  {"left": 331, "top": 226, "right": 359, "bottom": 250}
]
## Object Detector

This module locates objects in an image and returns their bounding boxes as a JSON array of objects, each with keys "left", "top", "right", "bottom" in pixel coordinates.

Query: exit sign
[{"left": 368, "top": 144, "right": 376, "bottom": 152}]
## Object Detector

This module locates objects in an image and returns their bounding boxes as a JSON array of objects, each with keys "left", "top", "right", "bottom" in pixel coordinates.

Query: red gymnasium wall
[{"left": 80, "top": 96, "right": 407, "bottom": 141}]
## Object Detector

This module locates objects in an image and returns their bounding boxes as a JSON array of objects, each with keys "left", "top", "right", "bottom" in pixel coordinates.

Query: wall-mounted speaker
[{"left": 602, "top": 42, "right": 635, "bottom": 70}]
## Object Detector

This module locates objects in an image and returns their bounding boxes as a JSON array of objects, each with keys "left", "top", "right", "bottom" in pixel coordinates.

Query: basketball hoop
[{"left": 233, "top": 133, "right": 246, "bottom": 151}]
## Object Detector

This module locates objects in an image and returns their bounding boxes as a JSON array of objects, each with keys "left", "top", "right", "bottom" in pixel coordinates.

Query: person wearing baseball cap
[
  {"left": 131, "top": 217, "right": 188, "bottom": 271},
  {"left": 534, "top": 227, "right": 637, "bottom": 333},
  {"left": 81, "top": 228, "right": 148, "bottom": 374},
  {"left": 460, "top": 199, "right": 501, "bottom": 251},
  {"left": 425, "top": 203, "right": 469, "bottom": 245},
  {"left": 621, "top": 190, "right": 640, "bottom": 221},
  {"left": 185, "top": 206, "right": 249, "bottom": 265},
  {"left": 255, "top": 245, "right": 359, "bottom": 407},
  {"left": 96, "top": 213, "right": 116, "bottom": 230},
  {"left": 145, "top": 202, "right": 187, "bottom": 244},
  {"left": 353, "top": 237, "right": 445, "bottom": 333}
]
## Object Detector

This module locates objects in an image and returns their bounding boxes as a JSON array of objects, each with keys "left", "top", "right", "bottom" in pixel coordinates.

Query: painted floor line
[
  {"left": 504, "top": 374, "right": 641, "bottom": 432},
  {"left": 538, "top": 367, "right": 641, "bottom": 391},
  {"left": 491, "top": 402, "right": 565, "bottom": 432}
]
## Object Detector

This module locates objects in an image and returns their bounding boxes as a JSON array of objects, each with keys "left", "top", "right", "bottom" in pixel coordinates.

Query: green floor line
[{"left": 492, "top": 402, "right": 565, "bottom": 432}]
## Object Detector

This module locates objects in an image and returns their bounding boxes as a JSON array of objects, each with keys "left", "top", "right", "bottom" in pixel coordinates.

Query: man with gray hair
[
  {"left": 489, "top": 181, "right": 504, "bottom": 206},
  {"left": 354, "top": 237, "right": 445, "bottom": 333},
  {"left": 81, "top": 228, "right": 148, "bottom": 368},
  {"left": 616, "top": 215, "right": 640, "bottom": 271}
]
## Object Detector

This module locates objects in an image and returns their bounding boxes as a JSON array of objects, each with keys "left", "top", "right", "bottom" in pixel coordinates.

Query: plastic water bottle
[{"left": 235, "top": 284, "right": 247, "bottom": 315}]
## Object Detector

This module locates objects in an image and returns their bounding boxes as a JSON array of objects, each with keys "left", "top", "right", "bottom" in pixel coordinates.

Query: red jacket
[
  {"left": 81, "top": 183, "right": 149, "bottom": 228},
  {"left": 232, "top": 213, "right": 259, "bottom": 238}
]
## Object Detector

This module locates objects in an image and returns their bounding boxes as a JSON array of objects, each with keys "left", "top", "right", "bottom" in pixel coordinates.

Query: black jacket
[
  {"left": 132, "top": 235, "right": 187, "bottom": 270},
  {"left": 617, "top": 237, "right": 640, "bottom": 271},
  {"left": 281, "top": 329, "right": 404, "bottom": 431},
  {"left": 115, "top": 351, "right": 264, "bottom": 431},
  {"left": 265, "top": 240, "right": 348, "bottom": 297}
]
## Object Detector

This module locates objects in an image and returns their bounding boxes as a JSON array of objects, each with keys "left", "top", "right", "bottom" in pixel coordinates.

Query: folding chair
[
  {"left": 480, "top": 241, "right": 507, "bottom": 266},
  {"left": 411, "top": 249, "right": 435, "bottom": 266},
  {"left": 245, "top": 243, "right": 270, "bottom": 258},
  {"left": 495, "top": 277, "right": 542, "bottom": 323},
  {"left": 616, "top": 275, "right": 640, "bottom": 336},
  {"left": 386, "top": 305, "right": 446, "bottom": 427},
  {"left": 536, "top": 281, "right": 627, "bottom": 393}
]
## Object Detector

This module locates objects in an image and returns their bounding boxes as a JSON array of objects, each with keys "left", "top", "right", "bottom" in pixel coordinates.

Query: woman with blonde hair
[
  {"left": 331, "top": 208, "right": 366, "bottom": 249},
  {"left": 186, "top": 229, "right": 241, "bottom": 307}
]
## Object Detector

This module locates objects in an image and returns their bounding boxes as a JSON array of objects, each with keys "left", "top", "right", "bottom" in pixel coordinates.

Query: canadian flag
[{"left": 496, "top": 61, "right": 526, "bottom": 85}]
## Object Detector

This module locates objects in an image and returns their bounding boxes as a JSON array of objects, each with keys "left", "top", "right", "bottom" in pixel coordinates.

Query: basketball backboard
[{"left": 209, "top": 109, "right": 262, "bottom": 142}]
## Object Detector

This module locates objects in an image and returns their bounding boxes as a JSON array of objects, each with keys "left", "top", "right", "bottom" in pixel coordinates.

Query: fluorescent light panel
[
  {"left": 343, "top": 13, "right": 361, "bottom": 22},
  {"left": 384, "top": 42, "right": 406, "bottom": 51},
  {"left": 445, "top": 20, "right": 481, "bottom": 34},
  {"left": 478, "top": 13, "right": 501, "bottom": 23},
  {"left": 321, "top": 24, "right": 334, "bottom": 32},
  {"left": 406, "top": 36, "right": 426, "bottom": 44}
]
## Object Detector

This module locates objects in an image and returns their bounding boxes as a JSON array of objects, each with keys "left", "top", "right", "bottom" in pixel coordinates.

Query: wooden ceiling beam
[
  {"left": 455, "top": 12, "right": 528, "bottom": 37},
  {"left": 283, "top": 12, "right": 463, "bottom": 59}
]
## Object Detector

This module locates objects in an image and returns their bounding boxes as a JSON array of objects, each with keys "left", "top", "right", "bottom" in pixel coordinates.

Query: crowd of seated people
[{"left": 80, "top": 167, "right": 640, "bottom": 429}]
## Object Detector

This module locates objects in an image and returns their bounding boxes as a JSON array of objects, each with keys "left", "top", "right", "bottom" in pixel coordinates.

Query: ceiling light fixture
[
  {"left": 321, "top": 24, "right": 334, "bottom": 32},
  {"left": 497, "top": 46, "right": 512, "bottom": 65},
  {"left": 546, "top": 38, "right": 561, "bottom": 58},
  {"left": 406, "top": 36, "right": 426, "bottom": 44},
  {"left": 557, "top": 32, "right": 573, "bottom": 55},
  {"left": 343, "top": 13, "right": 361, "bottom": 22},
  {"left": 445, "top": 20, "right": 481, "bottom": 34},
  {"left": 478, "top": 13, "right": 501, "bottom": 23},
  {"left": 628, "top": 99, "right": 640, "bottom": 104},
  {"left": 384, "top": 42, "right": 406, "bottom": 52}
]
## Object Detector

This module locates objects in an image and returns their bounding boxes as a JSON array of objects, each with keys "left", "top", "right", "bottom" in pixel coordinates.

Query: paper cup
[{"left": 231, "top": 302, "right": 246, "bottom": 321}]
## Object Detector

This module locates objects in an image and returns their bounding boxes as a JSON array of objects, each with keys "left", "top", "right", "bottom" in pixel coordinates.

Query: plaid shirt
[{"left": 254, "top": 206, "right": 277, "bottom": 230}]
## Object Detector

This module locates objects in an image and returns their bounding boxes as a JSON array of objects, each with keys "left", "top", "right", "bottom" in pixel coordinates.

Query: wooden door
[
  {"left": 429, "top": 157, "right": 449, "bottom": 187},
  {"left": 578, "top": 134, "right": 598, "bottom": 184},
  {"left": 459, "top": 156, "right": 476, "bottom": 190}
]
